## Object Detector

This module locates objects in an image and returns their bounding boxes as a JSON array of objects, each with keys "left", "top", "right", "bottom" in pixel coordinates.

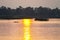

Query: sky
[{"left": 0, "top": 0, "right": 60, "bottom": 9}]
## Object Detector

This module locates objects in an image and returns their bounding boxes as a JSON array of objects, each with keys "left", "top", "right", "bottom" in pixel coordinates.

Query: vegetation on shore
[{"left": 0, "top": 6, "right": 60, "bottom": 19}]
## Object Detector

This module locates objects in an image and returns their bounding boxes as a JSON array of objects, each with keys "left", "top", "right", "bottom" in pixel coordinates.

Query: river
[{"left": 0, "top": 19, "right": 60, "bottom": 40}]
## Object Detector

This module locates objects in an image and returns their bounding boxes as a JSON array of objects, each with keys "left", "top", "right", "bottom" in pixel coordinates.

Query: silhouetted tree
[
  {"left": 0, "top": 6, "right": 60, "bottom": 19},
  {"left": 51, "top": 8, "right": 60, "bottom": 18},
  {"left": 22, "top": 7, "right": 34, "bottom": 18},
  {"left": 35, "top": 6, "right": 51, "bottom": 19}
]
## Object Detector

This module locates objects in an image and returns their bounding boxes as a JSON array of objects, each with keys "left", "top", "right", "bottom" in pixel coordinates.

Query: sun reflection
[{"left": 23, "top": 19, "right": 32, "bottom": 40}]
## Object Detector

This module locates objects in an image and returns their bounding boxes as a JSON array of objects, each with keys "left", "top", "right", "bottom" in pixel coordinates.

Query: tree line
[{"left": 0, "top": 6, "right": 60, "bottom": 19}]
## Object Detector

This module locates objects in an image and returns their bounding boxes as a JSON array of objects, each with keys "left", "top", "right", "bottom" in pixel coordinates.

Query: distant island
[{"left": 0, "top": 6, "right": 60, "bottom": 19}]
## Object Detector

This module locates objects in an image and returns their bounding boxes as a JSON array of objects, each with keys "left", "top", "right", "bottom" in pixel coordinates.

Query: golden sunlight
[{"left": 23, "top": 19, "right": 32, "bottom": 40}]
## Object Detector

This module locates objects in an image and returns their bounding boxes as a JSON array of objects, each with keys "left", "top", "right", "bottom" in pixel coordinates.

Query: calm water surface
[{"left": 0, "top": 19, "right": 60, "bottom": 40}]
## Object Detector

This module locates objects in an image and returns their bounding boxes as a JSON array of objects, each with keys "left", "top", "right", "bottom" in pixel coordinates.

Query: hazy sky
[{"left": 0, "top": 0, "right": 60, "bottom": 8}]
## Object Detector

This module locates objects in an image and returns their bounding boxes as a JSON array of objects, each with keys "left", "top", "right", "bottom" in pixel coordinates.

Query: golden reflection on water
[{"left": 23, "top": 19, "right": 32, "bottom": 40}]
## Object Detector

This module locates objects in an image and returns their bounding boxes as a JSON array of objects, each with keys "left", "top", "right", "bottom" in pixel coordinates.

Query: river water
[{"left": 0, "top": 19, "right": 60, "bottom": 40}]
